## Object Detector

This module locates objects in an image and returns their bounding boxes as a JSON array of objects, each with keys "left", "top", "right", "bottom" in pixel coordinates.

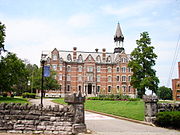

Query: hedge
[
  {"left": 155, "top": 111, "right": 180, "bottom": 129},
  {"left": 87, "top": 94, "right": 140, "bottom": 101},
  {"left": 22, "top": 92, "right": 36, "bottom": 98}
]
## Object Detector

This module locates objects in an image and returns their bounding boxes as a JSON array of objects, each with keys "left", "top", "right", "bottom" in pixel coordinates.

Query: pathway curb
[{"left": 85, "top": 109, "right": 155, "bottom": 127}]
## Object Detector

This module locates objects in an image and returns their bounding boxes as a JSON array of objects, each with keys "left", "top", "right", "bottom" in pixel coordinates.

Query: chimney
[
  {"left": 178, "top": 62, "right": 180, "bottom": 79},
  {"left": 73, "top": 47, "right": 77, "bottom": 61},
  {"left": 102, "top": 48, "right": 106, "bottom": 62},
  {"left": 95, "top": 48, "right": 98, "bottom": 52}
]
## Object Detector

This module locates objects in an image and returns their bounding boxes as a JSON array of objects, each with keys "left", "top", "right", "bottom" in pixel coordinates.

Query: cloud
[
  {"left": 101, "top": 0, "right": 171, "bottom": 18},
  {"left": 67, "top": 13, "right": 94, "bottom": 28}
]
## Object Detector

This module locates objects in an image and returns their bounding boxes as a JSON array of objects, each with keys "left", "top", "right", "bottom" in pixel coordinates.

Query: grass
[
  {"left": 53, "top": 98, "right": 145, "bottom": 121},
  {"left": 0, "top": 96, "right": 29, "bottom": 104}
]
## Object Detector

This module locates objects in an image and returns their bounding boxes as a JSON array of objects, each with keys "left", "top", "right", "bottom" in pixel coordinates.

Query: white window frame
[
  {"left": 108, "top": 86, "right": 112, "bottom": 93},
  {"left": 97, "top": 66, "right": 101, "bottom": 72},
  {"left": 59, "top": 74, "right": 62, "bottom": 81},
  {"left": 122, "top": 75, "right": 126, "bottom": 82}
]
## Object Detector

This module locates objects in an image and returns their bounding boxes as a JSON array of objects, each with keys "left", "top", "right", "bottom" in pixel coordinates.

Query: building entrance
[{"left": 88, "top": 84, "right": 92, "bottom": 94}]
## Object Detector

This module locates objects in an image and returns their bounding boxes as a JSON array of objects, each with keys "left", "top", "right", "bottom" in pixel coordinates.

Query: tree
[
  {"left": 0, "top": 22, "right": 6, "bottom": 54},
  {"left": 157, "top": 86, "right": 172, "bottom": 100},
  {"left": 0, "top": 52, "right": 27, "bottom": 93},
  {"left": 128, "top": 32, "right": 159, "bottom": 98}
]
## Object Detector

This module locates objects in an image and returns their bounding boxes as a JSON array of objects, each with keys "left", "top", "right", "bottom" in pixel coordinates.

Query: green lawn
[
  {"left": 0, "top": 96, "right": 29, "bottom": 104},
  {"left": 53, "top": 98, "right": 145, "bottom": 121}
]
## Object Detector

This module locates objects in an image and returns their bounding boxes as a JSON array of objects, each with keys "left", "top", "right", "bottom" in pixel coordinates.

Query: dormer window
[
  {"left": 52, "top": 54, "right": 57, "bottom": 60},
  {"left": 78, "top": 54, "right": 83, "bottom": 62},
  {"left": 67, "top": 54, "right": 72, "bottom": 62},
  {"left": 107, "top": 56, "right": 111, "bottom": 63},
  {"left": 96, "top": 55, "right": 101, "bottom": 63},
  {"left": 88, "top": 55, "right": 92, "bottom": 61}
]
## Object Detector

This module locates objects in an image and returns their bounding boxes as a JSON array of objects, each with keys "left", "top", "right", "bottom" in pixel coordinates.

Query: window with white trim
[
  {"left": 78, "top": 65, "right": 82, "bottom": 72},
  {"left": 52, "top": 54, "right": 57, "bottom": 60},
  {"left": 67, "top": 65, "right": 71, "bottom": 72},
  {"left": 128, "top": 76, "right": 131, "bottom": 82},
  {"left": 87, "top": 66, "right": 93, "bottom": 72},
  {"left": 97, "top": 75, "right": 101, "bottom": 82},
  {"left": 122, "top": 85, "right": 126, "bottom": 92},
  {"left": 117, "top": 76, "right": 120, "bottom": 81},
  {"left": 52, "top": 65, "right": 57, "bottom": 70},
  {"left": 117, "top": 86, "right": 120, "bottom": 92},
  {"left": 122, "top": 75, "right": 126, "bottom": 82},
  {"left": 87, "top": 74, "right": 93, "bottom": 81},
  {"left": 97, "top": 86, "right": 100, "bottom": 93},
  {"left": 121, "top": 67, "right": 126, "bottom": 73},
  {"left": 67, "top": 85, "right": 70, "bottom": 91},
  {"left": 128, "top": 86, "right": 131, "bottom": 92},
  {"left": 108, "top": 86, "right": 111, "bottom": 93},
  {"left": 67, "top": 75, "right": 71, "bottom": 81},
  {"left": 108, "top": 76, "right": 112, "bottom": 82},
  {"left": 59, "top": 74, "right": 62, "bottom": 80},
  {"left": 59, "top": 65, "right": 62, "bottom": 71},
  {"left": 97, "top": 66, "right": 101, "bottom": 72},
  {"left": 107, "top": 66, "right": 111, "bottom": 73},
  {"left": 116, "top": 67, "right": 120, "bottom": 72}
]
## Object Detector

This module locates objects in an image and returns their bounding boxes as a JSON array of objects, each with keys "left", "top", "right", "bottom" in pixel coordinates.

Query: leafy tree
[
  {"left": 0, "top": 22, "right": 6, "bottom": 54},
  {"left": 128, "top": 32, "right": 159, "bottom": 98},
  {"left": 157, "top": 86, "right": 172, "bottom": 100},
  {"left": 0, "top": 52, "right": 27, "bottom": 93},
  {"left": 26, "top": 64, "right": 59, "bottom": 91}
]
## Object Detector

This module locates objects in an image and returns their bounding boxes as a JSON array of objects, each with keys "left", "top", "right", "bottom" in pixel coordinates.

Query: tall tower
[{"left": 114, "top": 22, "right": 124, "bottom": 53}]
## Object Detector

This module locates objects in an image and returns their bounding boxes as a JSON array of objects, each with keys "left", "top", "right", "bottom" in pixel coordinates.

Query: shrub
[
  {"left": 2, "top": 92, "right": 7, "bottom": 97},
  {"left": 10, "top": 94, "right": 14, "bottom": 98},
  {"left": 22, "top": 92, "right": 36, "bottom": 98},
  {"left": 155, "top": 111, "right": 180, "bottom": 129}
]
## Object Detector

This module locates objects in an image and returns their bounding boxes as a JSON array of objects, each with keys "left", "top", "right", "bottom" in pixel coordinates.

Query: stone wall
[
  {"left": 143, "top": 95, "right": 180, "bottom": 123},
  {"left": 0, "top": 93, "right": 86, "bottom": 134},
  {"left": 158, "top": 103, "right": 180, "bottom": 112}
]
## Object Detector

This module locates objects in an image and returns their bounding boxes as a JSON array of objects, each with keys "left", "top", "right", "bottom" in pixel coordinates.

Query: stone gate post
[
  {"left": 143, "top": 95, "right": 158, "bottom": 123},
  {"left": 64, "top": 91, "right": 86, "bottom": 134}
]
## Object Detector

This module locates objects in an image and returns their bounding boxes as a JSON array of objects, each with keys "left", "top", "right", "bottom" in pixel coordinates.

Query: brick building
[
  {"left": 42, "top": 23, "right": 136, "bottom": 97},
  {"left": 172, "top": 62, "right": 180, "bottom": 101}
]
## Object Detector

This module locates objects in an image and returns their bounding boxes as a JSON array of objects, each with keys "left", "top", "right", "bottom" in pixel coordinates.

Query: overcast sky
[{"left": 0, "top": 0, "right": 180, "bottom": 88}]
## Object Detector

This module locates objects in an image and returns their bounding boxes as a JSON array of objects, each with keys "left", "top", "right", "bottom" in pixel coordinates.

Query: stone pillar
[
  {"left": 143, "top": 95, "right": 158, "bottom": 123},
  {"left": 64, "top": 91, "right": 86, "bottom": 134}
]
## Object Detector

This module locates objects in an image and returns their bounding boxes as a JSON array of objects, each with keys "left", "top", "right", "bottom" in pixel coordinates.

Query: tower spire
[
  {"left": 114, "top": 22, "right": 125, "bottom": 53},
  {"left": 114, "top": 22, "right": 124, "bottom": 45}
]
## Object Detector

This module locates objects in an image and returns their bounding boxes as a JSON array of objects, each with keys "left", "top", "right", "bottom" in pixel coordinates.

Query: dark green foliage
[
  {"left": 128, "top": 32, "right": 159, "bottom": 98},
  {"left": 2, "top": 92, "right": 7, "bottom": 97},
  {"left": 0, "top": 52, "right": 28, "bottom": 93},
  {"left": 157, "top": 86, "right": 172, "bottom": 100},
  {"left": 155, "top": 111, "right": 180, "bottom": 129},
  {"left": 22, "top": 92, "right": 36, "bottom": 98},
  {"left": 0, "top": 22, "right": 6, "bottom": 54},
  {"left": 87, "top": 94, "right": 140, "bottom": 101}
]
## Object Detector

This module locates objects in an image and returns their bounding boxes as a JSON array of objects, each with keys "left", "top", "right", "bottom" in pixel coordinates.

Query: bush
[
  {"left": 2, "top": 92, "right": 7, "bottom": 97},
  {"left": 155, "top": 111, "right": 180, "bottom": 129},
  {"left": 10, "top": 94, "right": 14, "bottom": 98},
  {"left": 22, "top": 92, "right": 36, "bottom": 98}
]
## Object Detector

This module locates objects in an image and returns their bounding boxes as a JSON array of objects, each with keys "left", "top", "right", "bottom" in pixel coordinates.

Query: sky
[{"left": 0, "top": 0, "right": 180, "bottom": 88}]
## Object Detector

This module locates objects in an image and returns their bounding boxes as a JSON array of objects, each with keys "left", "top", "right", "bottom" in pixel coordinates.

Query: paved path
[{"left": 30, "top": 99, "right": 180, "bottom": 135}]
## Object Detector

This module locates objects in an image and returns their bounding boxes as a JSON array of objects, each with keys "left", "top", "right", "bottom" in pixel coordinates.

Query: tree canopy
[
  {"left": 0, "top": 22, "right": 6, "bottom": 54},
  {"left": 157, "top": 86, "right": 172, "bottom": 100},
  {"left": 0, "top": 52, "right": 27, "bottom": 93},
  {"left": 128, "top": 32, "right": 159, "bottom": 98}
]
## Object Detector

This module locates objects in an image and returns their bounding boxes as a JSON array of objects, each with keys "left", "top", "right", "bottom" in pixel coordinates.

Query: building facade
[
  {"left": 42, "top": 23, "right": 136, "bottom": 97},
  {"left": 172, "top": 62, "right": 180, "bottom": 101}
]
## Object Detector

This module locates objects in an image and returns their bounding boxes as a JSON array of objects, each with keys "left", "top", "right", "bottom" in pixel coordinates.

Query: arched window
[
  {"left": 67, "top": 65, "right": 71, "bottom": 72},
  {"left": 107, "top": 66, "right": 111, "bottom": 73},
  {"left": 96, "top": 55, "right": 101, "bottom": 63},
  {"left": 78, "top": 65, "right": 82, "bottom": 72},
  {"left": 67, "top": 54, "right": 72, "bottom": 62},
  {"left": 78, "top": 54, "right": 83, "bottom": 62},
  {"left": 107, "top": 56, "right": 111, "bottom": 63}
]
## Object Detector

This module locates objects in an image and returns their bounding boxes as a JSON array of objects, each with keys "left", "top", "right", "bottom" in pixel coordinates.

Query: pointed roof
[{"left": 114, "top": 22, "right": 124, "bottom": 42}]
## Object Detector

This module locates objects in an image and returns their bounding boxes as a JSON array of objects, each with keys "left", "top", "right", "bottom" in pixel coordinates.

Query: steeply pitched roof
[{"left": 114, "top": 23, "right": 124, "bottom": 42}]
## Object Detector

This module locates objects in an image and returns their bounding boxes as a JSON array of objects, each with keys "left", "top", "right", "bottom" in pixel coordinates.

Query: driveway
[{"left": 30, "top": 98, "right": 180, "bottom": 135}]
